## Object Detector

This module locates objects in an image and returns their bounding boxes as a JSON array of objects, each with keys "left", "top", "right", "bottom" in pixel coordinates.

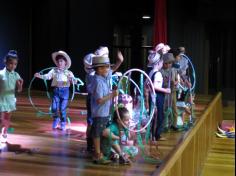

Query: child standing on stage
[
  {"left": 148, "top": 52, "right": 171, "bottom": 141},
  {"left": 160, "top": 53, "right": 178, "bottom": 131},
  {"left": 145, "top": 43, "right": 170, "bottom": 111},
  {"left": 83, "top": 52, "right": 95, "bottom": 152},
  {"left": 83, "top": 47, "right": 110, "bottom": 152},
  {"left": 89, "top": 50, "right": 123, "bottom": 164},
  {"left": 34, "top": 51, "right": 76, "bottom": 131},
  {"left": 0, "top": 50, "right": 23, "bottom": 143}
]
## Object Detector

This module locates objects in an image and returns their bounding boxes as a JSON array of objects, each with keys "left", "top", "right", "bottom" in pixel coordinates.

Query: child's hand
[
  {"left": 112, "top": 90, "right": 119, "bottom": 97},
  {"left": 185, "top": 80, "right": 192, "bottom": 88},
  {"left": 117, "top": 51, "right": 124, "bottom": 63},
  {"left": 16, "top": 79, "right": 23, "bottom": 92},
  {"left": 34, "top": 73, "right": 41, "bottom": 78},
  {"left": 165, "top": 88, "right": 171, "bottom": 94}
]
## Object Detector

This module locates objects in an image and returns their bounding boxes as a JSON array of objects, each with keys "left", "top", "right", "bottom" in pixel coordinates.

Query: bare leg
[
  {"left": 112, "top": 144, "right": 122, "bottom": 155},
  {"left": 1, "top": 112, "right": 11, "bottom": 135},
  {"left": 93, "top": 137, "right": 101, "bottom": 158}
]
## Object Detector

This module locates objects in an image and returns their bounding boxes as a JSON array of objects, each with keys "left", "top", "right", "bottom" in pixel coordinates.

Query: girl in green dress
[{"left": 0, "top": 50, "right": 23, "bottom": 143}]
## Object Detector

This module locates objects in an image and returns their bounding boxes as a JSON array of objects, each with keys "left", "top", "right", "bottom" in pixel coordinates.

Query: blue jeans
[{"left": 51, "top": 87, "right": 69, "bottom": 122}]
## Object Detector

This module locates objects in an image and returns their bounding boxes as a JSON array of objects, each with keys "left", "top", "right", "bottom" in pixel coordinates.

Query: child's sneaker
[
  {"left": 119, "top": 154, "right": 131, "bottom": 165},
  {"left": 52, "top": 118, "right": 60, "bottom": 129},
  {"left": 0, "top": 134, "right": 7, "bottom": 143},
  {"left": 110, "top": 152, "right": 119, "bottom": 162},
  {"left": 0, "top": 127, "right": 7, "bottom": 143},
  {"left": 60, "top": 122, "right": 67, "bottom": 131}
]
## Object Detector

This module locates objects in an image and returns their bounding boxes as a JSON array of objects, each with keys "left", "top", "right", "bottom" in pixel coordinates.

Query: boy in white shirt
[{"left": 34, "top": 51, "right": 76, "bottom": 131}]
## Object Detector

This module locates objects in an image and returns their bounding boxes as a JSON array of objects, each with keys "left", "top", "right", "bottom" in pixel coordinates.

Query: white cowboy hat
[
  {"left": 155, "top": 43, "right": 165, "bottom": 52},
  {"left": 92, "top": 56, "right": 112, "bottom": 68},
  {"left": 147, "top": 51, "right": 161, "bottom": 67},
  {"left": 95, "top": 46, "right": 109, "bottom": 57},
  {"left": 52, "top": 51, "right": 71, "bottom": 69},
  {"left": 83, "top": 53, "right": 95, "bottom": 73},
  {"left": 163, "top": 45, "right": 171, "bottom": 54}
]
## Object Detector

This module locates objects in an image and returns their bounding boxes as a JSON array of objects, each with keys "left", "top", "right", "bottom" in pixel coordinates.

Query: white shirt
[
  {"left": 41, "top": 68, "right": 75, "bottom": 87},
  {"left": 149, "top": 69, "right": 163, "bottom": 89}
]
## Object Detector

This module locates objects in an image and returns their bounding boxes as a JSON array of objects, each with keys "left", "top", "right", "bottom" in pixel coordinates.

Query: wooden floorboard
[
  {"left": 201, "top": 133, "right": 235, "bottom": 176},
  {"left": 0, "top": 93, "right": 212, "bottom": 176}
]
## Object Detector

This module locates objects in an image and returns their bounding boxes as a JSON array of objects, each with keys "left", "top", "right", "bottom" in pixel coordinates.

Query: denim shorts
[{"left": 91, "top": 116, "right": 109, "bottom": 138}]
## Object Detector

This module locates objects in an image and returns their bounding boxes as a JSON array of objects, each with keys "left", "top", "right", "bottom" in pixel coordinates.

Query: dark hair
[
  {"left": 55, "top": 55, "right": 67, "bottom": 62},
  {"left": 168, "top": 48, "right": 181, "bottom": 58},
  {"left": 4, "top": 50, "right": 18, "bottom": 63},
  {"left": 113, "top": 107, "right": 129, "bottom": 123}
]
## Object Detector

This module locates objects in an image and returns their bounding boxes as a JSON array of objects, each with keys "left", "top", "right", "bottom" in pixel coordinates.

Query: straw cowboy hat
[
  {"left": 92, "top": 55, "right": 112, "bottom": 68},
  {"left": 52, "top": 51, "right": 71, "bottom": 69},
  {"left": 147, "top": 51, "right": 161, "bottom": 67},
  {"left": 162, "top": 53, "right": 175, "bottom": 64}
]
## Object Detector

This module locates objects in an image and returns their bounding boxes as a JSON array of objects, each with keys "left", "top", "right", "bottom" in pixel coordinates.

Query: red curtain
[{"left": 153, "top": 0, "right": 167, "bottom": 46}]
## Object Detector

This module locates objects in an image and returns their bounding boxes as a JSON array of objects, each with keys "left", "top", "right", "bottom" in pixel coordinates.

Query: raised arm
[{"left": 111, "top": 50, "right": 124, "bottom": 73}]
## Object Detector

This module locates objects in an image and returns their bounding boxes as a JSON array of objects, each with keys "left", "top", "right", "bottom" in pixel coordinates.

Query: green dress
[
  {"left": 0, "top": 68, "right": 21, "bottom": 112},
  {"left": 101, "top": 122, "right": 126, "bottom": 157}
]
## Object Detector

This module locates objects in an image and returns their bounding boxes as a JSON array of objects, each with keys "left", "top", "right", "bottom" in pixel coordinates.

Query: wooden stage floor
[{"left": 0, "top": 93, "right": 213, "bottom": 176}]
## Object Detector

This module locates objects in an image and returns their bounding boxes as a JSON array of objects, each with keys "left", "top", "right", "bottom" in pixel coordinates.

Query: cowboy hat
[
  {"left": 162, "top": 53, "right": 175, "bottom": 64},
  {"left": 91, "top": 56, "right": 112, "bottom": 68},
  {"left": 83, "top": 53, "right": 95, "bottom": 73},
  {"left": 52, "top": 51, "right": 71, "bottom": 69},
  {"left": 163, "top": 45, "right": 171, "bottom": 54},
  {"left": 95, "top": 46, "right": 109, "bottom": 57},
  {"left": 147, "top": 51, "right": 161, "bottom": 67},
  {"left": 155, "top": 43, "right": 165, "bottom": 52}
]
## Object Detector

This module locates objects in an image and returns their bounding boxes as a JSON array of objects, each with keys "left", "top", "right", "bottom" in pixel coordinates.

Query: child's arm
[
  {"left": 68, "top": 71, "right": 78, "bottom": 84},
  {"left": 16, "top": 79, "right": 23, "bottom": 92},
  {"left": 103, "top": 128, "right": 120, "bottom": 140},
  {"left": 111, "top": 51, "right": 124, "bottom": 73},
  {"left": 34, "top": 69, "right": 54, "bottom": 80},
  {"left": 96, "top": 90, "right": 118, "bottom": 105},
  {"left": 153, "top": 72, "right": 171, "bottom": 94}
]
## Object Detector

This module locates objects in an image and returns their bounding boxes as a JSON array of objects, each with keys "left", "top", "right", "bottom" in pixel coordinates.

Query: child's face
[
  {"left": 96, "top": 65, "right": 110, "bottom": 77},
  {"left": 119, "top": 112, "right": 130, "bottom": 127},
  {"left": 6, "top": 58, "right": 18, "bottom": 72},
  {"left": 57, "top": 58, "right": 67, "bottom": 69},
  {"left": 163, "top": 62, "right": 172, "bottom": 69},
  {"left": 175, "top": 55, "right": 181, "bottom": 62}
]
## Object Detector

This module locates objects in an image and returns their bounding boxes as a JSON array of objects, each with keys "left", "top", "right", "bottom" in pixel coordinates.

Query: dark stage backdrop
[
  {"left": 0, "top": 0, "right": 235, "bottom": 100},
  {"left": 1, "top": 0, "right": 113, "bottom": 89},
  {"left": 167, "top": 0, "right": 235, "bottom": 99},
  {"left": 31, "top": 0, "right": 113, "bottom": 90},
  {"left": 0, "top": 0, "right": 31, "bottom": 83}
]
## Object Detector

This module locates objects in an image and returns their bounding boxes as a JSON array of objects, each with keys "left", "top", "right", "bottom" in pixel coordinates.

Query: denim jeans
[{"left": 51, "top": 87, "right": 69, "bottom": 122}]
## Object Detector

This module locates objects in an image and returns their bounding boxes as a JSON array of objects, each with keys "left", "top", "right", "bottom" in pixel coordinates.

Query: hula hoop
[
  {"left": 28, "top": 67, "right": 84, "bottom": 116},
  {"left": 28, "top": 67, "right": 54, "bottom": 115},
  {"left": 115, "top": 68, "right": 156, "bottom": 133},
  {"left": 112, "top": 74, "right": 142, "bottom": 95},
  {"left": 180, "top": 54, "right": 196, "bottom": 92}
]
